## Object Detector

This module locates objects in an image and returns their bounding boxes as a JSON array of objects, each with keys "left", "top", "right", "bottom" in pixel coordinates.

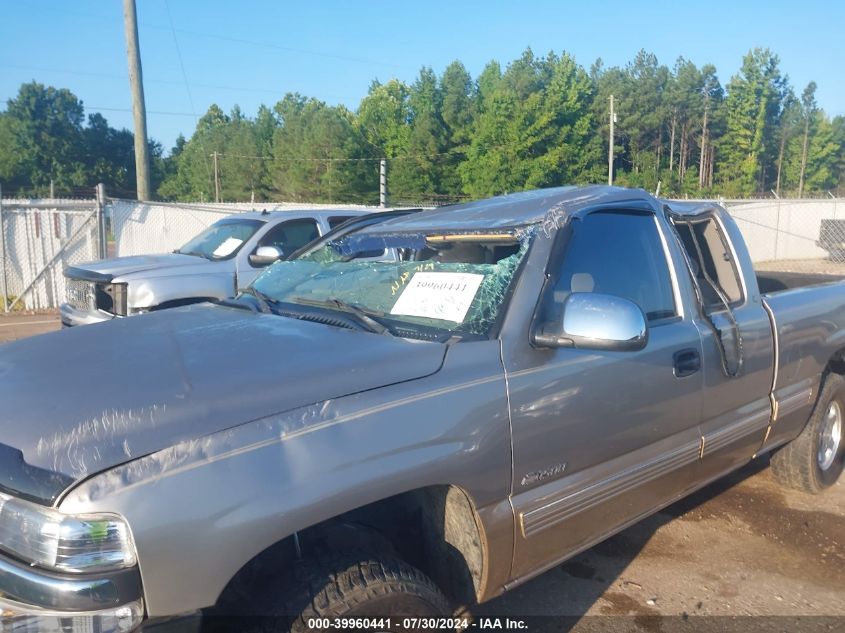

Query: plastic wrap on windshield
[{"left": 256, "top": 228, "right": 534, "bottom": 336}]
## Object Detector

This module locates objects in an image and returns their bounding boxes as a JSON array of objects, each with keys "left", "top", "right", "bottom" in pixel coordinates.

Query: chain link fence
[
  {"left": 718, "top": 198, "right": 845, "bottom": 275},
  {"left": 109, "top": 199, "right": 379, "bottom": 257},
  {"left": 0, "top": 193, "right": 105, "bottom": 312},
  {"left": 2, "top": 188, "right": 844, "bottom": 312}
]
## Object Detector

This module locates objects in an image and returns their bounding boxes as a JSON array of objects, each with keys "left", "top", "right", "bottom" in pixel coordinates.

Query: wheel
[
  {"left": 242, "top": 552, "right": 450, "bottom": 632},
  {"left": 771, "top": 373, "right": 845, "bottom": 493}
]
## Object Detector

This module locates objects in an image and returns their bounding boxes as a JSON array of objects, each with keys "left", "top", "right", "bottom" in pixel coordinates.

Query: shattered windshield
[
  {"left": 177, "top": 218, "right": 264, "bottom": 260},
  {"left": 251, "top": 227, "right": 534, "bottom": 338}
]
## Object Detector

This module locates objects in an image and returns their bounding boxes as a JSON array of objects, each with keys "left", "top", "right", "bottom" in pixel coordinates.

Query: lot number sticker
[{"left": 390, "top": 272, "right": 484, "bottom": 323}]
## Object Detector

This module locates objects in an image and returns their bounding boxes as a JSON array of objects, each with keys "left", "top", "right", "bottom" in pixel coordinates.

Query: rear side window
[
  {"left": 553, "top": 212, "right": 677, "bottom": 322},
  {"left": 259, "top": 219, "right": 320, "bottom": 255},
  {"left": 328, "top": 216, "right": 356, "bottom": 229},
  {"left": 673, "top": 217, "right": 743, "bottom": 309}
]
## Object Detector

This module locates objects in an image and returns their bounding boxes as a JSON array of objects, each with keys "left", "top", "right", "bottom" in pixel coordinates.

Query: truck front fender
[
  {"left": 58, "top": 341, "right": 514, "bottom": 616},
  {"left": 125, "top": 273, "right": 235, "bottom": 310}
]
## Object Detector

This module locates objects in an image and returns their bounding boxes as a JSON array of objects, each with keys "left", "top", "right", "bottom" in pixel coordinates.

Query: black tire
[
  {"left": 245, "top": 552, "right": 450, "bottom": 632},
  {"left": 771, "top": 373, "right": 845, "bottom": 493}
]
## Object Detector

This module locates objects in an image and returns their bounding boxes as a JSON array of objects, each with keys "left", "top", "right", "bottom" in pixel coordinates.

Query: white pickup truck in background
[{"left": 59, "top": 209, "right": 369, "bottom": 326}]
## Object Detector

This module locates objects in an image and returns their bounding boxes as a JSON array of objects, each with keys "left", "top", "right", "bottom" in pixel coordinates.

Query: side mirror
[
  {"left": 533, "top": 292, "right": 648, "bottom": 351},
  {"left": 249, "top": 245, "right": 284, "bottom": 267}
]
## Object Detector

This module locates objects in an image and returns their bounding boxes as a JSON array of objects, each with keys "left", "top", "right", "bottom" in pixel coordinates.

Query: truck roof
[
  {"left": 223, "top": 208, "right": 373, "bottom": 222},
  {"left": 660, "top": 199, "right": 726, "bottom": 218},
  {"left": 368, "top": 185, "right": 665, "bottom": 233}
]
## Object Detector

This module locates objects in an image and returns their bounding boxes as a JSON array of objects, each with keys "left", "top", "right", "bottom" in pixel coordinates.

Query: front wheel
[
  {"left": 245, "top": 552, "right": 450, "bottom": 632},
  {"left": 771, "top": 373, "right": 845, "bottom": 493}
]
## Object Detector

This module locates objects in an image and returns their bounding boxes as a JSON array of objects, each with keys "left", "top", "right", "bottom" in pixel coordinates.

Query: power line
[
  {"left": 0, "top": 63, "right": 296, "bottom": 97},
  {"left": 163, "top": 0, "right": 211, "bottom": 185},
  {"left": 85, "top": 106, "right": 198, "bottom": 118},
  {"left": 171, "top": 29, "right": 416, "bottom": 73},
  {"left": 21, "top": 3, "right": 416, "bottom": 73},
  {"left": 0, "top": 98, "right": 199, "bottom": 118}
]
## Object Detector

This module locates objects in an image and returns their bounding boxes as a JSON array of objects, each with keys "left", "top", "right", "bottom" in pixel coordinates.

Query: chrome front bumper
[
  {"left": 0, "top": 551, "right": 143, "bottom": 632},
  {"left": 59, "top": 303, "right": 117, "bottom": 328}
]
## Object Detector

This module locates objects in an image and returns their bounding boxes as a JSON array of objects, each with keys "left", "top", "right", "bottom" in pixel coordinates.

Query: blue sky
[{"left": 1, "top": 0, "right": 843, "bottom": 152}]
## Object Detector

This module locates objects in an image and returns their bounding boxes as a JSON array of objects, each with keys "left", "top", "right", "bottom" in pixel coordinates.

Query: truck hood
[
  {"left": 67, "top": 253, "right": 211, "bottom": 281},
  {"left": 0, "top": 304, "right": 446, "bottom": 504}
]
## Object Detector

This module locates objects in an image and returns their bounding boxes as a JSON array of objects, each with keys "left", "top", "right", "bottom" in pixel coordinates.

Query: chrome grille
[{"left": 65, "top": 278, "right": 94, "bottom": 311}]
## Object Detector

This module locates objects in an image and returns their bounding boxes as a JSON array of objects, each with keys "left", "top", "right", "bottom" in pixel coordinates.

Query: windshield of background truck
[
  {"left": 177, "top": 218, "right": 264, "bottom": 260},
  {"left": 252, "top": 228, "right": 534, "bottom": 336}
]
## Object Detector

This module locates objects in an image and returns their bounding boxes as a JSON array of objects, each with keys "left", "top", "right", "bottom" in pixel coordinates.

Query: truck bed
[{"left": 756, "top": 270, "right": 845, "bottom": 295}]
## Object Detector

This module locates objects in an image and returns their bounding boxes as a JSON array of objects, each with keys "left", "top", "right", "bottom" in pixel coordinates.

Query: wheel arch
[{"left": 215, "top": 484, "right": 489, "bottom": 612}]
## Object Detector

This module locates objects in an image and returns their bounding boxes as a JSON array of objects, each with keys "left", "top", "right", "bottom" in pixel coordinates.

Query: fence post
[
  {"left": 0, "top": 182, "right": 6, "bottom": 313},
  {"left": 96, "top": 183, "right": 107, "bottom": 259},
  {"left": 379, "top": 159, "right": 387, "bottom": 208}
]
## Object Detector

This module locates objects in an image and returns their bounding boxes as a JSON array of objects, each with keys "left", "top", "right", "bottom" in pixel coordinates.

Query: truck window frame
[
  {"left": 257, "top": 218, "right": 321, "bottom": 256},
  {"left": 538, "top": 208, "right": 683, "bottom": 330},
  {"left": 670, "top": 212, "right": 746, "bottom": 312}
]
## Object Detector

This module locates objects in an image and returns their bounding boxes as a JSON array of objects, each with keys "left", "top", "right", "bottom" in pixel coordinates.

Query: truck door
[
  {"left": 670, "top": 211, "right": 775, "bottom": 480},
  {"left": 503, "top": 209, "right": 704, "bottom": 580},
  {"left": 237, "top": 218, "right": 321, "bottom": 290}
]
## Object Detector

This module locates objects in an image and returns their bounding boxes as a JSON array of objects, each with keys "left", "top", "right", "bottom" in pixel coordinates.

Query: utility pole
[
  {"left": 379, "top": 159, "right": 387, "bottom": 208},
  {"left": 123, "top": 0, "right": 151, "bottom": 201},
  {"left": 608, "top": 95, "right": 615, "bottom": 186},
  {"left": 212, "top": 151, "right": 221, "bottom": 203}
]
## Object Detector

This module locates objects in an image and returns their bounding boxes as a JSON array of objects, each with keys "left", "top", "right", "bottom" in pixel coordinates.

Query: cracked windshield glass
[{"left": 251, "top": 227, "right": 534, "bottom": 337}]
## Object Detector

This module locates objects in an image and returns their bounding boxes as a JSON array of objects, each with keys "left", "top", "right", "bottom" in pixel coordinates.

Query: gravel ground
[
  {"left": 478, "top": 458, "right": 845, "bottom": 627},
  {"left": 0, "top": 312, "right": 60, "bottom": 343},
  {"left": 755, "top": 258, "right": 845, "bottom": 275}
]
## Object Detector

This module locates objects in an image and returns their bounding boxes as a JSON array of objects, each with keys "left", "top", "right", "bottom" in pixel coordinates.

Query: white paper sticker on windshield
[
  {"left": 212, "top": 237, "right": 243, "bottom": 257},
  {"left": 390, "top": 272, "right": 484, "bottom": 323}
]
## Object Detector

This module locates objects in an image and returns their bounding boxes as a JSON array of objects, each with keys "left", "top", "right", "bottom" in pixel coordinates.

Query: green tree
[
  {"left": 437, "top": 61, "right": 476, "bottom": 196},
  {"left": 159, "top": 104, "right": 229, "bottom": 201},
  {"left": 774, "top": 88, "right": 799, "bottom": 196},
  {"left": 797, "top": 82, "right": 818, "bottom": 197},
  {"left": 460, "top": 50, "right": 598, "bottom": 197},
  {"left": 270, "top": 94, "right": 373, "bottom": 203},
  {"left": 393, "top": 67, "right": 449, "bottom": 202},
  {"left": 0, "top": 82, "right": 86, "bottom": 194},
  {"left": 718, "top": 48, "right": 787, "bottom": 195}
]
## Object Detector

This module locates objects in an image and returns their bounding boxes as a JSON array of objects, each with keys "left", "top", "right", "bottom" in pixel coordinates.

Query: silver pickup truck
[
  {"left": 1, "top": 186, "right": 843, "bottom": 632},
  {"left": 59, "top": 209, "right": 370, "bottom": 327}
]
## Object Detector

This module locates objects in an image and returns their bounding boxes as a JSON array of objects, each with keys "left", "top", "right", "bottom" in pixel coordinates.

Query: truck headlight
[{"left": 0, "top": 492, "right": 136, "bottom": 573}]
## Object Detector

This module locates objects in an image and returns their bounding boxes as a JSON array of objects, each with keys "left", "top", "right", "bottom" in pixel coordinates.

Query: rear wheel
[{"left": 771, "top": 373, "right": 845, "bottom": 493}]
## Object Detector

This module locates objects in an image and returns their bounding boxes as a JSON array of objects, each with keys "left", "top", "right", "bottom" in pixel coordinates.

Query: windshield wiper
[
  {"left": 239, "top": 287, "right": 280, "bottom": 314},
  {"left": 175, "top": 249, "right": 209, "bottom": 259},
  {"left": 290, "top": 297, "right": 393, "bottom": 336}
]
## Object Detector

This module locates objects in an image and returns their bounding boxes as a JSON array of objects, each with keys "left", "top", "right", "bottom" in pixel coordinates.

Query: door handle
[{"left": 673, "top": 348, "right": 701, "bottom": 378}]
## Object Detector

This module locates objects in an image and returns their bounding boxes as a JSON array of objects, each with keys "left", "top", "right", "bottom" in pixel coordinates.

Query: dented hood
[{"left": 0, "top": 304, "right": 446, "bottom": 504}]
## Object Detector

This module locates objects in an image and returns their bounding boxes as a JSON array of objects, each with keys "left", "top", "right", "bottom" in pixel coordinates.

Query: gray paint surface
[
  {"left": 2, "top": 185, "right": 844, "bottom": 619},
  {"left": 1, "top": 304, "right": 445, "bottom": 494}
]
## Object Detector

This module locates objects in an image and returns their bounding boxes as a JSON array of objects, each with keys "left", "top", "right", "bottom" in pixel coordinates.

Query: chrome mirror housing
[
  {"left": 533, "top": 292, "right": 648, "bottom": 351},
  {"left": 249, "top": 245, "right": 284, "bottom": 267}
]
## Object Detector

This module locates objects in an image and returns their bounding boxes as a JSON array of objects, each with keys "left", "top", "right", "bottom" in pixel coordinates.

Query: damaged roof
[{"left": 368, "top": 185, "right": 664, "bottom": 232}]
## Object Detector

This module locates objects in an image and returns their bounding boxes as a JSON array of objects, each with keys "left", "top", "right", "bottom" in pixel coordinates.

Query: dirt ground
[
  {"left": 2, "top": 314, "right": 843, "bottom": 629},
  {"left": 755, "top": 258, "right": 845, "bottom": 276},
  {"left": 479, "top": 459, "right": 844, "bottom": 626},
  {"left": 0, "top": 312, "right": 60, "bottom": 343}
]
